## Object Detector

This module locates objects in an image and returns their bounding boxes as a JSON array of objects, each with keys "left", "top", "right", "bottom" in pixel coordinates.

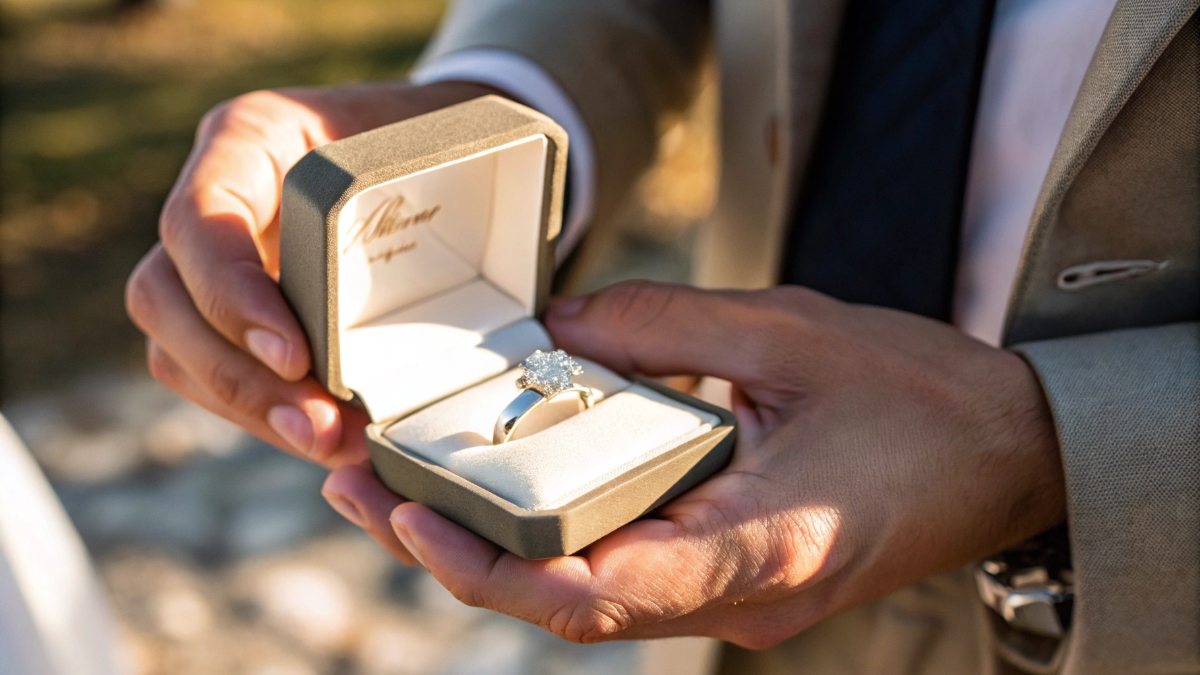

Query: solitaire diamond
[
  {"left": 496, "top": 349, "right": 595, "bottom": 444},
  {"left": 516, "top": 349, "right": 583, "bottom": 396}
]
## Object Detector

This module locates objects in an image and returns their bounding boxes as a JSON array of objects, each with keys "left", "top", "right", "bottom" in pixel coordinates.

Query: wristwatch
[{"left": 975, "top": 526, "right": 1074, "bottom": 638}]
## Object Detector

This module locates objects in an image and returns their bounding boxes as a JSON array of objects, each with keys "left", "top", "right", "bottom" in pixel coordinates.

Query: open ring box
[{"left": 280, "top": 96, "right": 736, "bottom": 559}]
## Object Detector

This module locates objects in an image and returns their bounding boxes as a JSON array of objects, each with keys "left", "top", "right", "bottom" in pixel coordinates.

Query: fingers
[
  {"left": 160, "top": 206, "right": 309, "bottom": 380},
  {"left": 543, "top": 281, "right": 795, "bottom": 386},
  {"left": 128, "top": 245, "right": 365, "bottom": 466},
  {"left": 386, "top": 501, "right": 753, "bottom": 644},
  {"left": 144, "top": 340, "right": 293, "bottom": 452},
  {"left": 152, "top": 83, "right": 511, "bottom": 383},
  {"left": 158, "top": 92, "right": 327, "bottom": 381},
  {"left": 387, "top": 502, "right": 611, "bottom": 640},
  {"left": 322, "top": 465, "right": 419, "bottom": 566}
]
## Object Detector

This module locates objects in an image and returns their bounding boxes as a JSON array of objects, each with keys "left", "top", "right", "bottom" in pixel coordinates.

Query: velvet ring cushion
[{"left": 384, "top": 358, "right": 721, "bottom": 511}]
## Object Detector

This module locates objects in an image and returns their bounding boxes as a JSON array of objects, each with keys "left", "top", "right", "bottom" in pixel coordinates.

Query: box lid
[{"left": 280, "top": 96, "right": 568, "bottom": 413}]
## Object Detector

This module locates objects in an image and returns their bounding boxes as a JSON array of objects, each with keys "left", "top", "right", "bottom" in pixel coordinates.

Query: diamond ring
[{"left": 493, "top": 349, "right": 595, "bottom": 444}]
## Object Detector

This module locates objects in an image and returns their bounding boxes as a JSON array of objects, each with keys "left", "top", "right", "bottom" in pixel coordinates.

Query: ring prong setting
[
  {"left": 515, "top": 349, "right": 584, "bottom": 396},
  {"left": 494, "top": 349, "right": 593, "bottom": 445}
]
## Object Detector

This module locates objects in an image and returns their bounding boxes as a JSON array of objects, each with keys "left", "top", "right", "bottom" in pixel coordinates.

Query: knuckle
[
  {"left": 125, "top": 249, "right": 170, "bottom": 331},
  {"left": 196, "top": 101, "right": 230, "bottom": 137},
  {"left": 758, "top": 511, "right": 841, "bottom": 595},
  {"left": 157, "top": 194, "right": 191, "bottom": 251},
  {"left": 755, "top": 286, "right": 839, "bottom": 333},
  {"left": 193, "top": 260, "right": 265, "bottom": 333},
  {"left": 443, "top": 580, "right": 487, "bottom": 610},
  {"left": 759, "top": 284, "right": 823, "bottom": 309},
  {"left": 547, "top": 597, "right": 634, "bottom": 644},
  {"left": 199, "top": 90, "right": 268, "bottom": 132},
  {"left": 728, "top": 624, "right": 796, "bottom": 651},
  {"left": 206, "top": 357, "right": 250, "bottom": 410},
  {"left": 740, "top": 315, "right": 800, "bottom": 384},
  {"left": 198, "top": 89, "right": 293, "bottom": 144},
  {"left": 458, "top": 587, "right": 487, "bottom": 610},
  {"left": 145, "top": 344, "right": 178, "bottom": 387},
  {"left": 593, "top": 280, "right": 678, "bottom": 332},
  {"left": 760, "top": 525, "right": 811, "bottom": 593},
  {"left": 125, "top": 261, "right": 156, "bottom": 330},
  {"left": 194, "top": 275, "right": 235, "bottom": 329},
  {"left": 228, "top": 89, "right": 278, "bottom": 112}
]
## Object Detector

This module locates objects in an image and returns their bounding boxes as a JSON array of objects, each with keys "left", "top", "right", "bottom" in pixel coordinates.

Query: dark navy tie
[{"left": 781, "top": 0, "right": 997, "bottom": 320}]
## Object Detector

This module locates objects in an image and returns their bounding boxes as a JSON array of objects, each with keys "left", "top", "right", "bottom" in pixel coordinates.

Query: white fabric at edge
[{"left": 0, "top": 413, "right": 125, "bottom": 675}]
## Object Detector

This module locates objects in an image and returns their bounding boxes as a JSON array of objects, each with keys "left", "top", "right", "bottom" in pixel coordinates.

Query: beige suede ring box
[{"left": 279, "top": 96, "right": 736, "bottom": 559}]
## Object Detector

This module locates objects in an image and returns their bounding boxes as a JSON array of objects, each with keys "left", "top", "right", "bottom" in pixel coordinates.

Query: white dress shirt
[
  {"left": 956, "top": 0, "right": 1118, "bottom": 343},
  {"left": 414, "top": 0, "right": 1119, "bottom": 346}
]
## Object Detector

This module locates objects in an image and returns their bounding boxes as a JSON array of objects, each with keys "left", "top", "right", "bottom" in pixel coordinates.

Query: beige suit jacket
[{"left": 420, "top": 2, "right": 1200, "bottom": 673}]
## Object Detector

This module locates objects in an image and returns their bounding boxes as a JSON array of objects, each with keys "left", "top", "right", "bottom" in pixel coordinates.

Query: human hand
[
  {"left": 324, "top": 280, "right": 1066, "bottom": 646},
  {"left": 126, "top": 81, "right": 497, "bottom": 468}
]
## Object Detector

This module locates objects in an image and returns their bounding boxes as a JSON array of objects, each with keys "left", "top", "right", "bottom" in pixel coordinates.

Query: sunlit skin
[{"left": 126, "top": 83, "right": 1067, "bottom": 647}]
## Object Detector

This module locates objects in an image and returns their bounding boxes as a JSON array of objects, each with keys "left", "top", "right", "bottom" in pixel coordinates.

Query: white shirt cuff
[{"left": 412, "top": 49, "right": 597, "bottom": 262}]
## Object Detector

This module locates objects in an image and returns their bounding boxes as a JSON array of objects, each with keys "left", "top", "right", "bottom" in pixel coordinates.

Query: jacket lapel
[{"left": 1003, "top": 0, "right": 1200, "bottom": 342}]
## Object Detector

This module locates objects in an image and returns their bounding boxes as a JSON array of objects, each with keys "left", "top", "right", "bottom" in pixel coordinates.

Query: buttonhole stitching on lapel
[{"left": 1056, "top": 260, "right": 1170, "bottom": 291}]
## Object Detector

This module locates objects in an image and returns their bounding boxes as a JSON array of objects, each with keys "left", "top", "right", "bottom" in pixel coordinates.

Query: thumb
[{"left": 543, "top": 281, "right": 767, "bottom": 384}]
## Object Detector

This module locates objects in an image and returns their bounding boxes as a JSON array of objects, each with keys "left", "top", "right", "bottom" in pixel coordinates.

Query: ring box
[{"left": 280, "top": 96, "right": 736, "bottom": 559}]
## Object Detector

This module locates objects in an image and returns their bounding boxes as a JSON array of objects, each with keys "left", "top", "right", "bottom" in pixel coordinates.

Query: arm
[{"left": 1013, "top": 322, "right": 1200, "bottom": 675}]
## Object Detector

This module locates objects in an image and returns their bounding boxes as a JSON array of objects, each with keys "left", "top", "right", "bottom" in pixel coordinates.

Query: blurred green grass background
[{"left": 1, "top": 0, "right": 449, "bottom": 400}]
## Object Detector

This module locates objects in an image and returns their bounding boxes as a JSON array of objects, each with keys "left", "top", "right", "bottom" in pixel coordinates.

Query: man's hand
[
  {"left": 125, "top": 81, "right": 496, "bottom": 468},
  {"left": 324, "top": 280, "right": 1066, "bottom": 647}
]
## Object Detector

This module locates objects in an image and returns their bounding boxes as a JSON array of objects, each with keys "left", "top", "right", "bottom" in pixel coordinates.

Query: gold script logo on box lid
[{"left": 342, "top": 194, "right": 442, "bottom": 264}]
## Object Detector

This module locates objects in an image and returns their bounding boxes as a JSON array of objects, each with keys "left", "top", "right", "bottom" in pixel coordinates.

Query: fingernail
[
  {"left": 246, "top": 328, "right": 291, "bottom": 376},
  {"left": 391, "top": 515, "right": 426, "bottom": 568},
  {"left": 267, "top": 405, "right": 315, "bottom": 456},
  {"left": 323, "top": 491, "right": 366, "bottom": 529},
  {"left": 547, "top": 295, "right": 587, "bottom": 319}
]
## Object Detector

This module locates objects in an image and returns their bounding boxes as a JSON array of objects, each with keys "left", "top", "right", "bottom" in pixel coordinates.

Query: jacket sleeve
[
  {"left": 1012, "top": 321, "right": 1200, "bottom": 675},
  {"left": 418, "top": 0, "right": 711, "bottom": 226}
]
